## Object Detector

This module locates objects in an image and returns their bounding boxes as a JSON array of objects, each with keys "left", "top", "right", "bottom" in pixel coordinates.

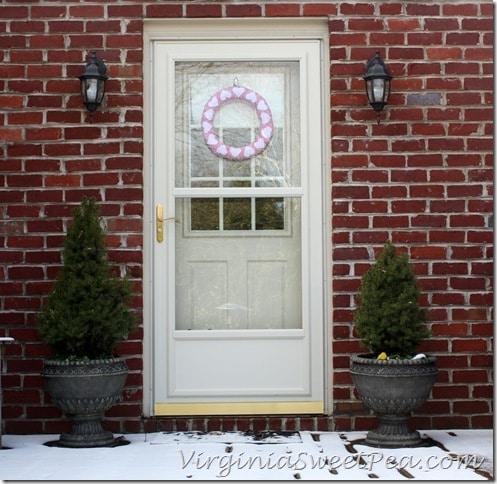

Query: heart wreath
[{"left": 201, "top": 86, "right": 274, "bottom": 161}]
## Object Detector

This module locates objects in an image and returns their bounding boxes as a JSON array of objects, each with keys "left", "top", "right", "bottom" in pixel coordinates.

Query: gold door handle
[{"left": 156, "top": 204, "right": 164, "bottom": 243}]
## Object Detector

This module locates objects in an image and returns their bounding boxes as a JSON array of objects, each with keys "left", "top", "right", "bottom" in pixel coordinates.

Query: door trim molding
[
  {"left": 144, "top": 17, "right": 330, "bottom": 41},
  {"left": 143, "top": 18, "right": 331, "bottom": 418}
]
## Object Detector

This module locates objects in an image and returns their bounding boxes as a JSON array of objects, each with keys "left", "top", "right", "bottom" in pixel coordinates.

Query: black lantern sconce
[
  {"left": 79, "top": 51, "right": 108, "bottom": 123},
  {"left": 364, "top": 51, "right": 392, "bottom": 125}
]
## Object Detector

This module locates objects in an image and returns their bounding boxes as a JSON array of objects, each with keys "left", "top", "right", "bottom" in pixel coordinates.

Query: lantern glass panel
[
  {"left": 384, "top": 79, "right": 390, "bottom": 101},
  {"left": 85, "top": 78, "right": 99, "bottom": 103},
  {"left": 96, "top": 79, "right": 106, "bottom": 103},
  {"left": 372, "top": 78, "right": 385, "bottom": 103}
]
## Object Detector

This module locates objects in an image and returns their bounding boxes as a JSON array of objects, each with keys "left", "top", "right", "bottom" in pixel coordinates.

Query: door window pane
[
  {"left": 175, "top": 197, "right": 302, "bottom": 330},
  {"left": 174, "top": 61, "right": 302, "bottom": 330},
  {"left": 256, "top": 198, "right": 285, "bottom": 230},
  {"left": 191, "top": 198, "right": 219, "bottom": 231},
  {"left": 175, "top": 62, "right": 300, "bottom": 189}
]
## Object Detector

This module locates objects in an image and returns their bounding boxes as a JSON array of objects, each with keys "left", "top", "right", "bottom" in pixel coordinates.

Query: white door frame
[{"left": 143, "top": 18, "right": 331, "bottom": 417}]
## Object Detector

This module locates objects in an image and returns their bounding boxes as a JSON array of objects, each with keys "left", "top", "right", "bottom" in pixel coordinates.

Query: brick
[
  {"left": 370, "top": 155, "right": 405, "bottom": 168},
  {"left": 446, "top": 32, "right": 481, "bottom": 45},
  {"left": 7, "top": 174, "right": 43, "bottom": 187},
  {"left": 225, "top": 4, "right": 262, "bottom": 17},
  {"left": 454, "top": 400, "right": 489, "bottom": 414},
  {"left": 185, "top": 3, "right": 222, "bottom": 17},
  {"left": 464, "top": 107, "right": 493, "bottom": 122},
  {"left": 371, "top": 185, "right": 408, "bottom": 198},
  {"left": 87, "top": 20, "right": 121, "bottom": 33},
  {"left": 10, "top": 50, "right": 44, "bottom": 64},
  {"left": 31, "top": 5, "right": 66, "bottom": 18},
  {"left": 470, "top": 354, "right": 493, "bottom": 368},
  {"left": 44, "top": 175, "right": 81, "bottom": 187},
  {"left": 0, "top": 64, "right": 25, "bottom": 78},
  {"left": 453, "top": 306, "right": 489, "bottom": 321},
  {"left": 335, "top": 214, "right": 369, "bottom": 231},
  {"left": 46, "top": 79, "right": 79, "bottom": 95},
  {"left": 64, "top": 127, "right": 102, "bottom": 140},
  {"left": 461, "top": 18, "right": 494, "bottom": 31},
  {"left": 348, "top": 18, "right": 383, "bottom": 31},
  {"left": 26, "top": 128, "right": 62, "bottom": 141},
  {"left": 146, "top": 4, "right": 183, "bottom": 17},
  {"left": 0, "top": 128, "right": 23, "bottom": 142},
  {"left": 27, "top": 95, "right": 63, "bottom": 108},
  {"left": 68, "top": 34, "right": 104, "bottom": 49},
  {"left": 106, "top": 34, "right": 142, "bottom": 48},
  {"left": 471, "top": 416, "right": 493, "bottom": 428},
  {"left": 69, "top": 5, "right": 104, "bottom": 17},
  {"left": 452, "top": 339, "right": 488, "bottom": 353},
  {"left": 352, "top": 170, "right": 389, "bottom": 183},
  {"left": 411, "top": 124, "right": 446, "bottom": 137},
  {"left": 427, "top": 47, "right": 462, "bottom": 60},
  {"left": 450, "top": 214, "right": 485, "bottom": 227},
  {"left": 10, "top": 20, "right": 45, "bottom": 33},
  {"left": 44, "top": 143, "right": 81, "bottom": 157},
  {"left": 29, "top": 35, "right": 65, "bottom": 48},
  {"left": 82, "top": 143, "right": 121, "bottom": 156},
  {"left": 265, "top": 3, "right": 301, "bottom": 16},
  {"left": 408, "top": 32, "right": 443, "bottom": 45},
  {"left": 472, "top": 385, "right": 493, "bottom": 398},
  {"left": 387, "top": 18, "right": 421, "bottom": 31},
  {"left": 83, "top": 173, "right": 120, "bottom": 186},
  {"left": 433, "top": 385, "right": 468, "bottom": 399},
  {"left": 303, "top": 3, "right": 337, "bottom": 16},
  {"left": 432, "top": 323, "right": 468, "bottom": 337},
  {"left": 332, "top": 154, "right": 368, "bottom": 168}
]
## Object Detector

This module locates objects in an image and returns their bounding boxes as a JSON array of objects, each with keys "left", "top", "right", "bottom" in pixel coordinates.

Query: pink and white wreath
[{"left": 201, "top": 86, "right": 274, "bottom": 161}]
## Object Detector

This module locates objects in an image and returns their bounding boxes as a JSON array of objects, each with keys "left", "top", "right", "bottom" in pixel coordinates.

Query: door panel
[
  {"left": 171, "top": 333, "right": 307, "bottom": 395},
  {"left": 151, "top": 38, "right": 325, "bottom": 414}
]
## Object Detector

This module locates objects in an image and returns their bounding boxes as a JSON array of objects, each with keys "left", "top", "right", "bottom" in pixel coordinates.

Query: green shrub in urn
[
  {"left": 354, "top": 240, "right": 431, "bottom": 358},
  {"left": 38, "top": 197, "right": 135, "bottom": 360}
]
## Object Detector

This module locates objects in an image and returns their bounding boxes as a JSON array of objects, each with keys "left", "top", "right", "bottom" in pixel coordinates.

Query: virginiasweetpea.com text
[{"left": 178, "top": 449, "right": 484, "bottom": 478}]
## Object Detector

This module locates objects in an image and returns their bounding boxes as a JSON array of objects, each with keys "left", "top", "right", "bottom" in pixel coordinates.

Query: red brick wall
[
  {"left": 0, "top": 1, "right": 493, "bottom": 435},
  {"left": 329, "top": 1, "right": 493, "bottom": 431}
]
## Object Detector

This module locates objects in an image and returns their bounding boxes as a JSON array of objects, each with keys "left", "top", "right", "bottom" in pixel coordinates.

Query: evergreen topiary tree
[
  {"left": 354, "top": 241, "right": 430, "bottom": 358},
  {"left": 38, "top": 197, "right": 135, "bottom": 360}
]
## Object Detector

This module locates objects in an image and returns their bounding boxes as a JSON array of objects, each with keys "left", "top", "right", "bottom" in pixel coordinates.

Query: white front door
[{"left": 149, "top": 27, "right": 327, "bottom": 415}]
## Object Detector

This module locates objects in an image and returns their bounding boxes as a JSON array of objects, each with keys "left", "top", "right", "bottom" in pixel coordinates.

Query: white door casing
[{"left": 144, "top": 20, "right": 330, "bottom": 416}]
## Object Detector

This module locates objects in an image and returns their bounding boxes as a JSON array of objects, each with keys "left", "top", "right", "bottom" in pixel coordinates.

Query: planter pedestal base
[
  {"left": 59, "top": 412, "right": 115, "bottom": 448},
  {"left": 365, "top": 414, "right": 421, "bottom": 448}
]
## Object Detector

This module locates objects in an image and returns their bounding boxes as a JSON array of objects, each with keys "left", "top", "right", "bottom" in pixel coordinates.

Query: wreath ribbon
[{"left": 201, "top": 86, "right": 274, "bottom": 161}]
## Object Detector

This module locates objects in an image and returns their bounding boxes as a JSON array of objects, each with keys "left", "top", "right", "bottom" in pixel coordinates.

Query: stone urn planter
[
  {"left": 350, "top": 354, "right": 438, "bottom": 448},
  {"left": 37, "top": 198, "right": 135, "bottom": 448},
  {"left": 42, "top": 357, "right": 128, "bottom": 448},
  {"left": 351, "top": 241, "right": 437, "bottom": 448}
]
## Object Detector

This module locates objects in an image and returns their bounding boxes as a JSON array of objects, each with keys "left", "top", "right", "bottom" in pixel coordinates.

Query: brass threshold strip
[{"left": 155, "top": 401, "right": 324, "bottom": 416}]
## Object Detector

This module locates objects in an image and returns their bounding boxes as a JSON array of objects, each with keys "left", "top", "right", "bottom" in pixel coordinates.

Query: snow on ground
[{"left": 0, "top": 429, "right": 493, "bottom": 481}]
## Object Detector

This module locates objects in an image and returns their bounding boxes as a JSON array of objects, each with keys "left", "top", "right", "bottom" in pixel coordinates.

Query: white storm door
[{"left": 152, "top": 39, "right": 325, "bottom": 415}]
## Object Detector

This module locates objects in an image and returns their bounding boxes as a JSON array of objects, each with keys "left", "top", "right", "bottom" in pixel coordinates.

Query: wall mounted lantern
[
  {"left": 364, "top": 51, "right": 392, "bottom": 125},
  {"left": 79, "top": 51, "right": 108, "bottom": 123}
]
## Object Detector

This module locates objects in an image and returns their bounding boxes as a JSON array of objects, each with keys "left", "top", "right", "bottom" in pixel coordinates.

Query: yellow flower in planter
[{"left": 377, "top": 352, "right": 388, "bottom": 360}]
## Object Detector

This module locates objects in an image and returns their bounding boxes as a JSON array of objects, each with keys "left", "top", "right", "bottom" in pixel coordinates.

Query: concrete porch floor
[{"left": 0, "top": 429, "right": 493, "bottom": 481}]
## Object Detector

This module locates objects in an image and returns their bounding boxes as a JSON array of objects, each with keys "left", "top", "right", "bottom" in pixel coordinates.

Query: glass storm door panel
[
  {"left": 152, "top": 39, "right": 325, "bottom": 415},
  {"left": 175, "top": 61, "right": 302, "bottom": 331}
]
